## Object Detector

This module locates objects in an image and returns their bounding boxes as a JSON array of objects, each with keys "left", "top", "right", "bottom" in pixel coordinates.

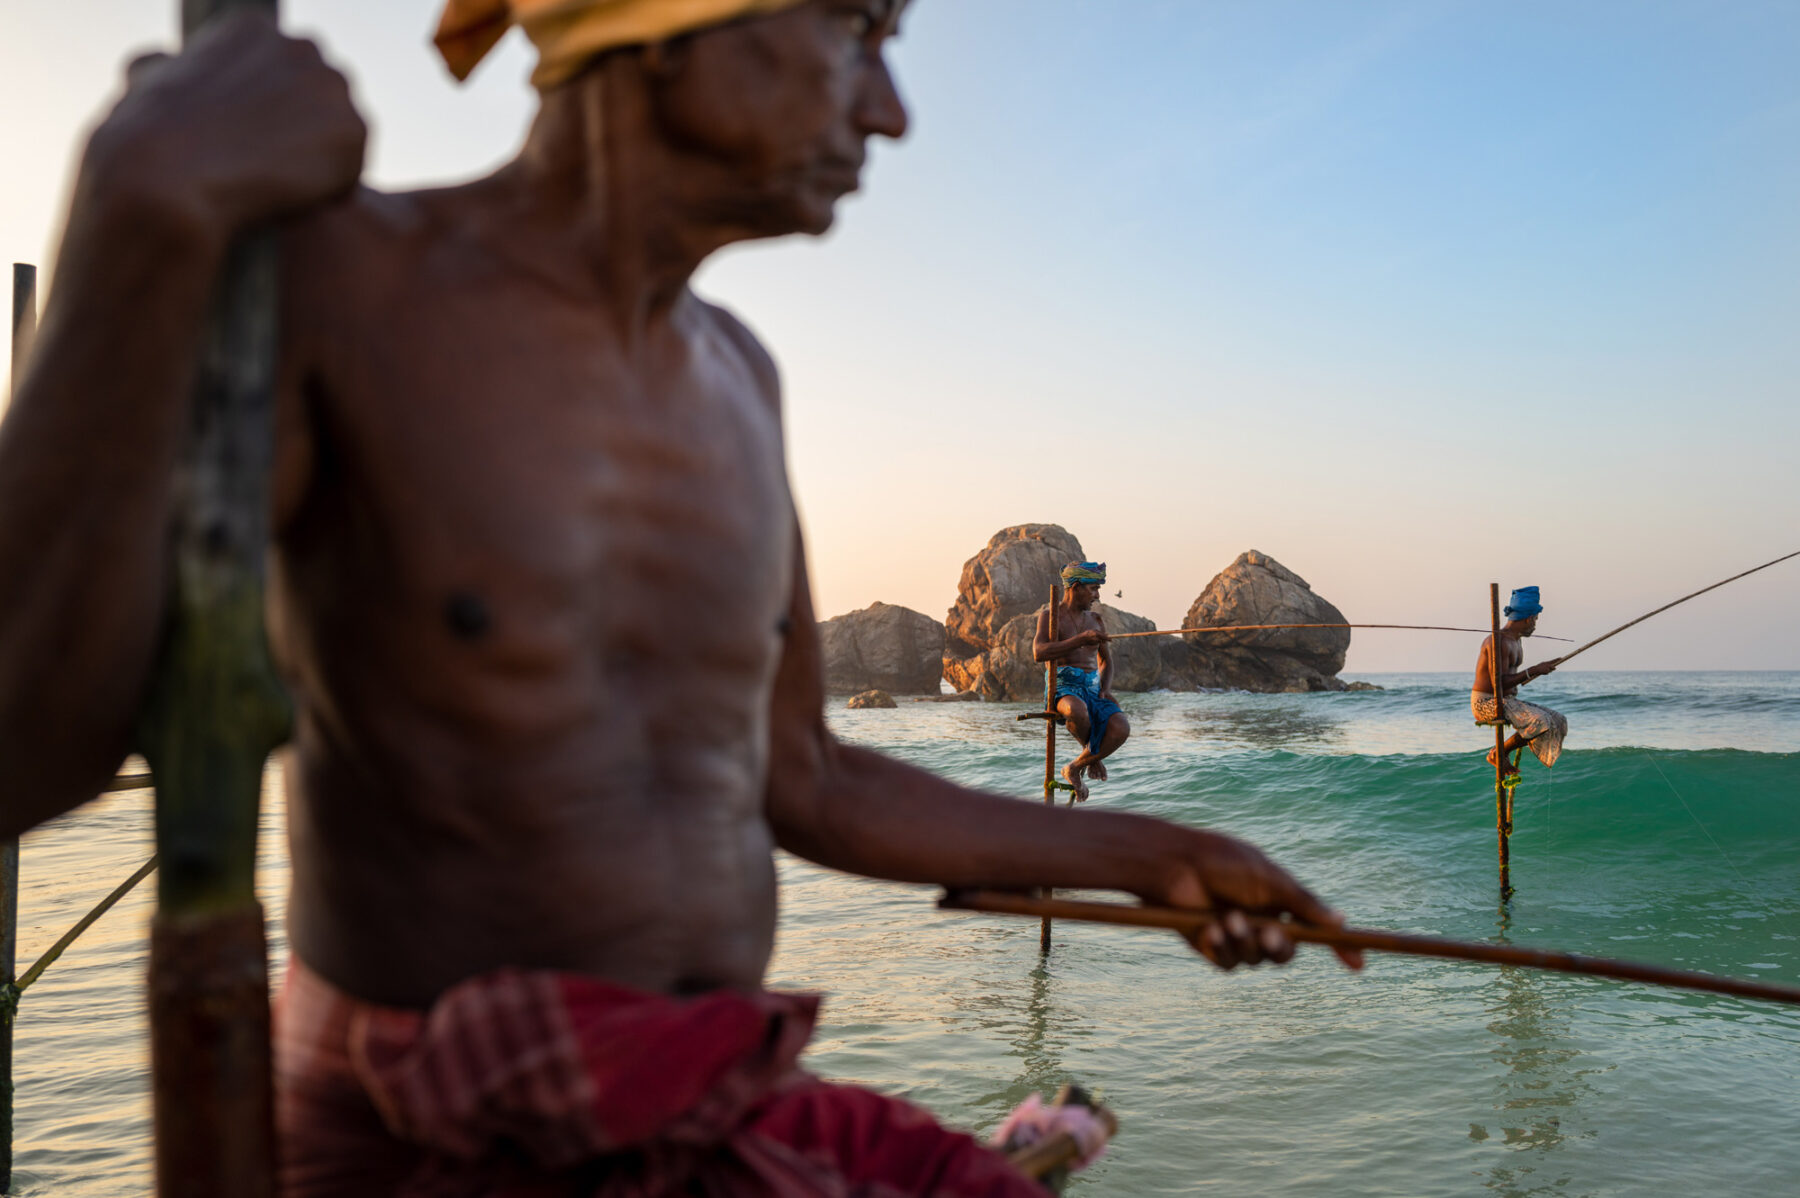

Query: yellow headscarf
[{"left": 435, "top": 0, "right": 812, "bottom": 90}]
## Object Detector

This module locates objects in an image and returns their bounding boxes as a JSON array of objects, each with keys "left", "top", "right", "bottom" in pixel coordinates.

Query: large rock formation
[
  {"left": 1162, "top": 551, "right": 1351, "bottom": 693},
  {"left": 941, "top": 531, "right": 1354, "bottom": 697},
  {"left": 818, "top": 602, "right": 945, "bottom": 694},
  {"left": 945, "top": 525, "right": 1079, "bottom": 700},
  {"left": 943, "top": 525, "right": 1167, "bottom": 700},
  {"left": 943, "top": 525, "right": 1079, "bottom": 700},
  {"left": 944, "top": 524, "right": 1084, "bottom": 660}
]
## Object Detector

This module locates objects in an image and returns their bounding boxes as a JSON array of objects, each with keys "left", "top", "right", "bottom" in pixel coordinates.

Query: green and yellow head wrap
[{"left": 1061, "top": 562, "right": 1106, "bottom": 588}]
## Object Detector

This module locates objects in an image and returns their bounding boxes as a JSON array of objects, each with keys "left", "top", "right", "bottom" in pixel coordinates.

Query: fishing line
[{"left": 1642, "top": 750, "right": 1751, "bottom": 892}]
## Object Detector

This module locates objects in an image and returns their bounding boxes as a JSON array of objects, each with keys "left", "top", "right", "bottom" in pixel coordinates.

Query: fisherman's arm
[
  {"left": 1511, "top": 658, "right": 1561, "bottom": 688},
  {"left": 0, "top": 14, "right": 362, "bottom": 838},
  {"left": 764, "top": 539, "right": 1359, "bottom": 970}
]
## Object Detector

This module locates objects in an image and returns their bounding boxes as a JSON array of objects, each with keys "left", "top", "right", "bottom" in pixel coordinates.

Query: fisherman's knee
[
  {"left": 1061, "top": 698, "right": 1090, "bottom": 740},
  {"left": 1108, "top": 713, "right": 1131, "bottom": 743}
]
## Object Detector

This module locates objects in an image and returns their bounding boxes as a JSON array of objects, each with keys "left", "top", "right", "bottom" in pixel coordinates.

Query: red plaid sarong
[{"left": 275, "top": 958, "right": 1042, "bottom": 1197}]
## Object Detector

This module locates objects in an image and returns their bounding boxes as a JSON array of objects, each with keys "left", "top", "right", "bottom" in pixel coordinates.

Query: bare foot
[
  {"left": 1061, "top": 762, "right": 1089, "bottom": 801},
  {"left": 1486, "top": 746, "right": 1500, "bottom": 767},
  {"left": 1088, "top": 761, "right": 1108, "bottom": 783}
]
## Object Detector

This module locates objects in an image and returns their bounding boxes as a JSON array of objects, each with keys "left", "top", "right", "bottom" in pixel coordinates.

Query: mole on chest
[{"left": 444, "top": 591, "right": 492, "bottom": 640}]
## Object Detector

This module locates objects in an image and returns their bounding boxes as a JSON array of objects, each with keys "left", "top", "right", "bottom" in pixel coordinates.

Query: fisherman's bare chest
[
  {"left": 273, "top": 276, "right": 795, "bottom": 698},
  {"left": 1052, "top": 605, "right": 1104, "bottom": 668}
]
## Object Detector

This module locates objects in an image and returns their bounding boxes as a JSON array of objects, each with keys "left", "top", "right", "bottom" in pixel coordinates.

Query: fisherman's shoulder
[
  {"left": 284, "top": 185, "right": 447, "bottom": 281},
  {"left": 696, "top": 299, "right": 781, "bottom": 409}
]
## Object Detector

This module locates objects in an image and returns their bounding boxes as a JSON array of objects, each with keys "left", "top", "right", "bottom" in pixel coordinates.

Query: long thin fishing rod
[
  {"left": 939, "top": 890, "right": 1800, "bottom": 1007},
  {"left": 1554, "top": 549, "right": 1800, "bottom": 666},
  {"left": 1102, "top": 623, "right": 1573, "bottom": 642},
  {"left": 15, "top": 857, "right": 158, "bottom": 993}
]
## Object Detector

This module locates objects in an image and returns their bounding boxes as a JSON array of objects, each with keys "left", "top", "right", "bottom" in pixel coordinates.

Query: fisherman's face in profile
[
  {"left": 1520, "top": 615, "right": 1540, "bottom": 636},
  {"left": 1070, "top": 582, "right": 1101, "bottom": 611},
  {"left": 657, "top": 0, "right": 909, "bottom": 237}
]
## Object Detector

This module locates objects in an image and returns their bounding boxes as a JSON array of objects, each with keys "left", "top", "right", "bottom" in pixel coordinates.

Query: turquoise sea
[{"left": 8, "top": 672, "right": 1799, "bottom": 1195}]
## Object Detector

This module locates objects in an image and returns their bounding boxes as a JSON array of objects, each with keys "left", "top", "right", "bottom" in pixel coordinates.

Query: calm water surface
[{"left": 9, "top": 672, "right": 1799, "bottom": 1195}]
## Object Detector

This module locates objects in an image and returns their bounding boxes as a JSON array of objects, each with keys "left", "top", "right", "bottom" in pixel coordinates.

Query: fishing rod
[
  {"left": 1100, "top": 623, "right": 1574, "bottom": 643},
  {"left": 1550, "top": 549, "right": 1800, "bottom": 667},
  {"left": 939, "top": 890, "right": 1800, "bottom": 1007}
]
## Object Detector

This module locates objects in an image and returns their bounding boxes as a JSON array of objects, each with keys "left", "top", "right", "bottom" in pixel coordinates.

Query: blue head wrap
[
  {"left": 1061, "top": 561, "right": 1106, "bottom": 588},
  {"left": 1504, "top": 586, "right": 1542, "bottom": 620}
]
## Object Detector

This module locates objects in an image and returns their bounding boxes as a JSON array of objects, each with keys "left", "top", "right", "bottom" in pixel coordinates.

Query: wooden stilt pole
[
  {"left": 1491, "top": 584, "right": 1512, "bottom": 904},
  {"left": 1, "top": 261, "right": 35, "bottom": 1196},
  {"left": 135, "top": 4, "right": 290, "bottom": 1194},
  {"left": 0, "top": 830, "right": 14, "bottom": 1198},
  {"left": 1040, "top": 584, "right": 1058, "bottom": 953}
]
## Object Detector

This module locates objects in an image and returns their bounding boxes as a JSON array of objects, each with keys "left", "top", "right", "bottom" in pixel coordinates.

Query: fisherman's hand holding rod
[{"left": 1145, "top": 832, "right": 1364, "bottom": 972}]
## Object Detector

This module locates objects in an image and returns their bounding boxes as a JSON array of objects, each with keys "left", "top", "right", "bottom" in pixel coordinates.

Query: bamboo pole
[
  {"left": 1103, "top": 622, "right": 1573, "bottom": 642},
  {"left": 8, "top": 264, "right": 33, "bottom": 373},
  {"left": 0, "top": 829, "right": 12, "bottom": 1197},
  {"left": 133, "top": 3, "right": 291, "bottom": 1193},
  {"left": 1551, "top": 549, "right": 1800, "bottom": 667},
  {"left": 1040, "top": 584, "right": 1058, "bottom": 953},
  {"left": 2, "top": 260, "right": 38, "bottom": 1194},
  {"left": 1491, "top": 584, "right": 1511, "bottom": 903},
  {"left": 14, "top": 858, "right": 161, "bottom": 995},
  {"left": 939, "top": 890, "right": 1800, "bottom": 1007}
]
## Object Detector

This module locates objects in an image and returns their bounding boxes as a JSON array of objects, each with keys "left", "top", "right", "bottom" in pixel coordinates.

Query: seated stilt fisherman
[
  {"left": 1473, "top": 586, "right": 1568, "bottom": 778},
  {"left": 0, "top": 1, "right": 1367, "bottom": 1193},
  {"left": 1033, "top": 563, "right": 1131, "bottom": 801}
]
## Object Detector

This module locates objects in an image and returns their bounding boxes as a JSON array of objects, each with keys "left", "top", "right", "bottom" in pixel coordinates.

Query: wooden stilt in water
[
  {"left": 0, "top": 831, "right": 13, "bottom": 1198},
  {"left": 135, "top": 4, "right": 291, "bottom": 1194},
  {"left": 1040, "top": 584, "right": 1058, "bottom": 953},
  {"left": 1490, "top": 584, "right": 1512, "bottom": 904},
  {"left": 2, "top": 261, "right": 37, "bottom": 1194}
]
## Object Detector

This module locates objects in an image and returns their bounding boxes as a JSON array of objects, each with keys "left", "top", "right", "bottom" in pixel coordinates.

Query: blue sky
[{"left": 2, "top": 1, "right": 1795, "bottom": 669}]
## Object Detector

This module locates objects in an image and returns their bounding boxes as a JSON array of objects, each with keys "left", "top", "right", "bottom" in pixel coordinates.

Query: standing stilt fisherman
[
  {"left": 1034, "top": 563, "right": 1130, "bottom": 801},
  {"left": 1473, "top": 586, "right": 1568, "bottom": 780}
]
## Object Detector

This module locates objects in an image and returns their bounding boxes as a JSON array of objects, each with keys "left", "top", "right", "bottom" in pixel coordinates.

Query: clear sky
[{"left": 3, "top": 1, "right": 1796, "bottom": 671}]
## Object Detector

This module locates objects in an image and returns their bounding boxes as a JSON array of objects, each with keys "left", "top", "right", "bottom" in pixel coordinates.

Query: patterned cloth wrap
[
  {"left": 1056, "top": 666, "right": 1123, "bottom": 755},
  {"left": 274, "top": 957, "right": 1045, "bottom": 1197},
  {"left": 1471, "top": 692, "right": 1568, "bottom": 768},
  {"left": 435, "top": 0, "right": 811, "bottom": 89},
  {"left": 1059, "top": 562, "right": 1106, "bottom": 589}
]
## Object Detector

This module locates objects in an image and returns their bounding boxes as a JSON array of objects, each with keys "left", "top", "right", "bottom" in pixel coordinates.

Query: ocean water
[{"left": 6, "top": 672, "right": 1798, "bottom": 1195}]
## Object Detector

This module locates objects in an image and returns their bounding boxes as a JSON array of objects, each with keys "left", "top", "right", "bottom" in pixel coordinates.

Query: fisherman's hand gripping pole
[{"left": 131, "top": 2, "right": 359, "bottom": 1192}]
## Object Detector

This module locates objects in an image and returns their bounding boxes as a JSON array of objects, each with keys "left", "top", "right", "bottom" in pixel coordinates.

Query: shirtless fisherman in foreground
[
  {"left": 0, "top": 2, "right": 1360, "bottom": 1192},
  {"left": 1032, "top": 562, "right": 1130, "bottom": 801}
]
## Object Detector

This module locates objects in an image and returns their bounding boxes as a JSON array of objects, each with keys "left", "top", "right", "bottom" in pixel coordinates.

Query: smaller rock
[
  {"left": 847, "top": 689, "right": 897, "bottom": 709},
  {"left": 1343, "top": 680, "right": 1384, "bottom": 692},
  {"left": 912, "top": 691, "right": 983, "bottom": 702}
]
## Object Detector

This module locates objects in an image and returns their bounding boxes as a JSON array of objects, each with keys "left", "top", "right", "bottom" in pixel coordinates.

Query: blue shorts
[{"left": 1054, "top": 667, "right": 1123, "bottom": 755}]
